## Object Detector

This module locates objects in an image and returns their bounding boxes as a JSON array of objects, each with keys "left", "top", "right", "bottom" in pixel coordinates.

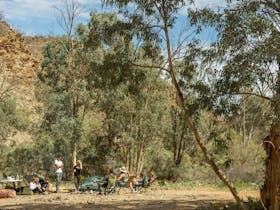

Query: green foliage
[
  {"left": 5, "top": 146, "right": 35, "bottom": 176},
  {"left": 0, "top": 132, "right": 54, "bottom": 177},
  {"left": 37, "top": 12, "right": 172, "bottom": 176},
  {"left": 39, "top": 34, "right": 90, "bottom": 177},
  {"left": 102, "top": 0, "right": 186, "bottom": 54},
  {"left": 227, "top": 134, "right": 265, "bottom": 183},
  {"left": 197, "top": 108, "right": 266, "bottom": 184},
  {"left": 78, "top": 13, "right": 138, "bottom": 90},
  {"left": 189, "top": 0, "right": 278, "bottom": 102},
  {"left": 33, "top": 132, "right": 54, "bottom": 172},
  {"left": 0, "top": 97, "right": 29, "bottom": 141},
  {"left": 0, "top": 98, "right": 17, "bottom": 140},
  {"left": 145, "top": 141, "right": 172, "bottom": 178},
  {"left": 246, "top": 197, "right": 262, "bottom": 210}
]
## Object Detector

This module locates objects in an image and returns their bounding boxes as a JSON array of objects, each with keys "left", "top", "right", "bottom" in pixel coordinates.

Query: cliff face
[
  {"left": 23, "top": 36, "right": 53, "bottom": 61},
  {"left": 0, "top": 21, "right": 43, "bottom": 144}
]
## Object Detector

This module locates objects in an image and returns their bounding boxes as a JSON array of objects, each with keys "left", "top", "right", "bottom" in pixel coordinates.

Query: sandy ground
[{"left": 0, "top": 188, "right": 259, "bottom": 210}]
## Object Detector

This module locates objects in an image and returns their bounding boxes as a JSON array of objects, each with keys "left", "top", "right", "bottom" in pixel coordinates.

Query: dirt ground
[{"left": 0, "top": 187, "right": 259, "bottom": 210}]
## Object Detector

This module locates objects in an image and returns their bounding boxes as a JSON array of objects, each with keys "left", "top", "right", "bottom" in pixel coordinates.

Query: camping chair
[
  {"left": 137, "top": 176, "right": 157, "bottom": 193},
  {"left": 115, "top": 176, "right": 132, "bottom": 194},
  {"left": 104, "top": 174, "right": 116, "bottom": 195},
  {"left": 134, "top": 175, "right": 148, "bottom": 192}
]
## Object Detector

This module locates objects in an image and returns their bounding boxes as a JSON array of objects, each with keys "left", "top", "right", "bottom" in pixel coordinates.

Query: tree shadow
[{"left": 0, "top": 198, "right": 233, "bottom": 210}]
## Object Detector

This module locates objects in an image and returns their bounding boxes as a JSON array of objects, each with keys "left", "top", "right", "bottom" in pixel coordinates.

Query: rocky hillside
[
  {"left": 0, "top": 21, "right": 44, "bottom": 143},
  {"left": 23, "top": 36, "right": 55, "bottom": 60}
]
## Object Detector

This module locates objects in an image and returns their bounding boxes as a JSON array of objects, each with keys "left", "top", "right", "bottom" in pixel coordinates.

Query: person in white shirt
[
  {"left": 54, "top": 154, "right": 64, "bottom": 193},
  {"left": 30, "top": 177, "right": 43, "bottom": 194}
]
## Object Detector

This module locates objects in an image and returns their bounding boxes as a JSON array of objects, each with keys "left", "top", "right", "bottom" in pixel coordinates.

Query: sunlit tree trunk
[
  {"left": 72, "top": 143, "right": 77, "bottom": 177},
  {"left": 161, "top": 10, "right": 247, "bottom": 210},
  {"left": 261, "top": 126, "right": 280, "bottom": 210},
  {"left": 55, "top": 0, "right": 81, "bottom": 180},
  {"left": 136, "top": 140, "right": 144, "bottom": 174},
  {"left": 261, "top": 59, "right": 280, "bottom": 210}
]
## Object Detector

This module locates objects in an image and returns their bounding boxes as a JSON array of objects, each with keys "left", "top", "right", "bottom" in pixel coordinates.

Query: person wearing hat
[{"left": 116, "top": 166, "right": 128, "bottom": 187}]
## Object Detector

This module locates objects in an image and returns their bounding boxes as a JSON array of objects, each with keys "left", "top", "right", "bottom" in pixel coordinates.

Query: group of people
[
  {"left": 54, "top": 154, "right": 83, "bottom": 193},
  {"left": 129, "top": 169, "right": 157, "bottom": 192},
  {"left": 29, "top": 154, "right": 81, "bottom": 194},
  {"left": 97, "top": 166, "right": 157, "bottom": 195},
  {"left": 30, "top": 154, "right": 156, "bottom": 195},
  {"left": 29, "top": 177, "right": 52, "bottom": 194}
]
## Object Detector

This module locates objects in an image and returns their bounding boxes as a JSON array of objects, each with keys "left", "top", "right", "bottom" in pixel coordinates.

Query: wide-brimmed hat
[{"left": 119, "top": 166, "right": 127, "bottom": 173}]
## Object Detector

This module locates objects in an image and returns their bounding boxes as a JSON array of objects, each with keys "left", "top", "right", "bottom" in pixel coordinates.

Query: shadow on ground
[{"left": 0, "top": 198, "right": 231, "bottom": 210}]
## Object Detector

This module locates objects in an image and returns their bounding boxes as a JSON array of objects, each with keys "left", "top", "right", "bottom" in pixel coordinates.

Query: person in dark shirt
[
  {"left": 39, "top": 178, "right": 52, "bottom": 192},
  {"left": 73, "top": 160, "right": 82, "bottom": 191},
  {"left": 97, "top": 168, "right": 115, "bottom": 195}
]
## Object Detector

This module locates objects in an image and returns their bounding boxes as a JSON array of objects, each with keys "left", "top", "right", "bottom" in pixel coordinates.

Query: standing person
[
  {"left": 73, "top": 160, "right": 82, "bottom": 192},
  {"left": 54, "top": 154, "right": 64, "bottom": 193}
]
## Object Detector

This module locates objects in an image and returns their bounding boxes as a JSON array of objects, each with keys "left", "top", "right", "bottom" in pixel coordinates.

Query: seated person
[
  {"left": 13, "top": 184, "right": 25, "bottom": 194},
  {"left": 13, "top": 177, "right": 25, "bottom": 193},
  {"left": 116, "top": 166, "right": 128, "bottom": 187},
  {"left": 15, "top": 176, "right": 30, "bottom": 193},
  {"left": 97, "top": 169, "right": 115, "bottom": 195},
  {"left": 30, "top": 177, "right": 43, "bottom": 194},
  {"left": 129, "top": 171, "right": 146, "bottom": 192},
  {"left": 148, "top": 171, "right": 157, "bottom": 184},
  {"left": 39, "top": 178, "right": 52, "bottom": 192}
]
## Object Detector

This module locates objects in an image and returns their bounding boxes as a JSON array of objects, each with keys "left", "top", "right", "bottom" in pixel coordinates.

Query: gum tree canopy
[
  {"left": 188, "top": 0, "right": 280, "bottom": 209},
  {"left": 103, "top": 0, "right": 247, "bottom": 209}
]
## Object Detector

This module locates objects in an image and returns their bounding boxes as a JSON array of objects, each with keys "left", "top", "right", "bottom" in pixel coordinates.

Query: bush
[{"left": 226, "top": 136, "right": 265, "bottom": 183}]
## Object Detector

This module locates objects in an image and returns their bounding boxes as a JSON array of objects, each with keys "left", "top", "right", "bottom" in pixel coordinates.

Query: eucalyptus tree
[
  {"left": 0, "top": 98, "right": 31, "bottom": 176},
  {"left": 54, "top": 0, "right": 82, "bottom": 39},
  {"left": 102, "top": 0, "right": 246, "bottom": 209},
  {"left": 126, "top": 67, "right": 170, "bottom": 174},
  {"left": 52, "top": 0, "right": 85, "bottom": 170},
  {"left": 76, "top": 12, "right": 170, "bottom": 174},
  {"left": 40, "top": 12, "right": 150, "bottom": 176},
  {"left": 39, "top": 37, "right": 88, "bottom": 178},
  {"left": 90, "top": 69, "right": 169, "bottom": 174},
  {"left": 163, "top": 99, "right": 196, "bottom": 180},
  {"left": 188, "top": 0, "right": 280, "bottom": 209},
  {"left": 163, "top": 61, "right": 199, "bottom": 171},
  {"left": 39, "top": 1, "right": 92, "bottom": 177}
]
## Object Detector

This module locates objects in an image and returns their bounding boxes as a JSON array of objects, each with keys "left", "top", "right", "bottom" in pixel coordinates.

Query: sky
[{"left": 0, "top": 0, "right": 228, "bottom": 36}]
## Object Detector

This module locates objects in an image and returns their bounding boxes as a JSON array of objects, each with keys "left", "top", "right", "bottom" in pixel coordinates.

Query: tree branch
[
  {"left": 131, "top": 62, "right": 169, "bottom": 72},
  {"left": 216, "top": 91, "right": 271, "bottom": 101}
]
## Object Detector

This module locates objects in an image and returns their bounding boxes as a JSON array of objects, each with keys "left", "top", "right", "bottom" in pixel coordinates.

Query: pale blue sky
[{"left": 0, "top": 0, "right": 227, "bottom": 37}]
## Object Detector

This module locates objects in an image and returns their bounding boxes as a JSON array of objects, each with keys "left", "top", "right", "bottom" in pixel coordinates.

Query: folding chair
[
  {"left": 104, "top": 174, "right": 116, "bottom": 195},
  {"left": 137, "top": 176, "right": 157, "bottom": 193},
  {"left": 115, "top": 176, "right": 133, "bottom": 194}
]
